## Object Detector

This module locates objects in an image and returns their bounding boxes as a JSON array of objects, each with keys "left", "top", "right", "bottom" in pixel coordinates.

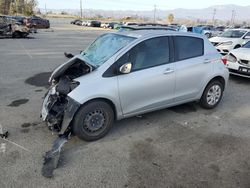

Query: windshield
[
  {"left": 243, "top": 41, "right": 250, "bottom": 48},
  {"left": 82, "top": 33, "right": 135, "bottom": 66},
  {"left": 220, "top": 30, "right": 247, "bottom": 38}
]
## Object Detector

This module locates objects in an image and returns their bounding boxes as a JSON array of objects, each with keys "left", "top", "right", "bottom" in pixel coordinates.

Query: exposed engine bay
[{"left": 42, "top": 57, "right": 93, "bottom": 133}]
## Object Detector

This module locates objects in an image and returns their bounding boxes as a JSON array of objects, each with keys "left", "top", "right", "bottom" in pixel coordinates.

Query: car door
[
  {"left": 117, "top": 36, "right": 175, "bottom": 115},
  {"left": 174, "top": 36, "right": 213, "bottom": 101}
]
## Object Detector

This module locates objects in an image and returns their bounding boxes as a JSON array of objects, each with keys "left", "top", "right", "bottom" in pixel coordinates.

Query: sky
[{"left": 37, "top": 0, "right": 250, "bottom": 10}]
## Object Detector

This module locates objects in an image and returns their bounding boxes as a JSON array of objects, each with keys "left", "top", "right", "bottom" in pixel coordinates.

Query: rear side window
[{"left": 174, "top": 36, "right": 204, "bottom": 61}]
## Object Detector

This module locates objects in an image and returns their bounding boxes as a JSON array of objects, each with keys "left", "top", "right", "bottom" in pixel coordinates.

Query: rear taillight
[{"left": 221, "top": 58, "right": 227, "bottom": 65}]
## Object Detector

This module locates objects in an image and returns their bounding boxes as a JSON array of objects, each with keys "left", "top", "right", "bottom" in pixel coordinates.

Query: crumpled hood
[
  {"left": 49, "top": 54, "right": 94, "bottom": 83},
  {"left": 209, "top": 37, "right": 239, "bottom": 44},
  {"left": 230, "top": 48, "right": 250, "bottom": 60}
]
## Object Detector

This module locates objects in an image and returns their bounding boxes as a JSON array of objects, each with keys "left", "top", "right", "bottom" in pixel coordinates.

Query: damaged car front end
[
  {"left": 41, "top": 57, "right": 95, "bottom": 135},
  {"left": 41, "top": 56, "right": 95, "bottom": 178},
  {"left": 40, "top": 33, "right": 136, "bottom": 177}
]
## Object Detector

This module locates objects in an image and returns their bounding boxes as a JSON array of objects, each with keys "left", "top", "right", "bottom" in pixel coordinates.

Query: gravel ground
[{"left": 0, "top": 22, "right": 250, "bottom": 188}]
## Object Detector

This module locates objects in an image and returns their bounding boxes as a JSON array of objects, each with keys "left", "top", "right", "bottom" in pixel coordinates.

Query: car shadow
[
  {"left": 0, "top": 36, "right": 36, "bottom": 39},
  {"left": 229, "top": 75, "right": 250, "bottom": 84}
]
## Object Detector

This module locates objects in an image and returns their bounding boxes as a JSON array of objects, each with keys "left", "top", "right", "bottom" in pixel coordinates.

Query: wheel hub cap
[
  {"left": 206, "top": 85, "right": 222, "bottom": 106},
  {"left": 84, "top": 110, "right": 105, "bottom": 132}
]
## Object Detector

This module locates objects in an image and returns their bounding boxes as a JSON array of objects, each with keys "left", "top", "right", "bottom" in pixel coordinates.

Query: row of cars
[
  {"left": 70, "top": 20, "right": 225, "bottom": 38},
  {"left": 70, "top": 19, "right": 250, "bottom": 78},
  {"left": 209, "top": 29, "right": 250, "bottom": 78},
  {"left": 71, "top": 19, "right": 102, "bottom": 27}
]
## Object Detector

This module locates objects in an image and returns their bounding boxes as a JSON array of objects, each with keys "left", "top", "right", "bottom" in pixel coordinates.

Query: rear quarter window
[{"left": 174, "top": 36, "right": 204, "bottom": 61}]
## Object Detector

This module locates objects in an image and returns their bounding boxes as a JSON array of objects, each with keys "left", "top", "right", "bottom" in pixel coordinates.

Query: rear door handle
[
  {"left": 163, "top": 68, "right": 174, "bottom": 75},
  {"left": 204, "top": 59, "right": 211, "bottom": 64}
]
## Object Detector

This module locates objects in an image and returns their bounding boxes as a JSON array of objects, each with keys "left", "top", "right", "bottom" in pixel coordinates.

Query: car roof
[
  {"left": 115, "top": 30, "right": 205, "bottom": 39},
  {"left": 229, "top": 28, "right": 250, "bottom": 32},
  {"left": 121, "top": 25, "right": 177, "bottom": 31}
]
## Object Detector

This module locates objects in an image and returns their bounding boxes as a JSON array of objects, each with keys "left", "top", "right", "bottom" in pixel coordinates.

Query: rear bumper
[{"left": 226, "top": 61, "right": 250, "bottom": 78}]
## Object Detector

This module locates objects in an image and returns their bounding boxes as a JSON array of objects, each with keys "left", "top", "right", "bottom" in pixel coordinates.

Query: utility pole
[
  {"left": 45, "top": 3, "right": 47, "bottom": 15},
  {"left": 80, "top": 0, "right": 83, "bottom": 18},
  {"left": 153, "top": 4, "right": 156, "bottom": 23},
  {"left": 231, "top": 10, "right": 235, "bottom": 26},
  {"left": 212, "top": 8, "right": 216, "bottom": 26}
]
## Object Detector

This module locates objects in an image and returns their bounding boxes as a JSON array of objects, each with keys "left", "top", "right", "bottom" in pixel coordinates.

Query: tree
[
  {"left": 8, "top": 1, "right": 16, "bottom": 15},
  {"left": 0, "top": 0, "right": 11, "bottom": 15},
  {"left": 24, "top": 0, "right": 37, "bottom": 16},
  {"left": 168, "top": 13, "right": 174, "bottom": 24}
]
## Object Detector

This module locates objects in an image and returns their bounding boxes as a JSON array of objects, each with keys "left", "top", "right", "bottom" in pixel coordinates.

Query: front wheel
[
  {"left": 72, "top": 100, "right": 114, "bottom": 141},
  {"left": 200, "top": 81, "right": 224, "bottom": 109}
]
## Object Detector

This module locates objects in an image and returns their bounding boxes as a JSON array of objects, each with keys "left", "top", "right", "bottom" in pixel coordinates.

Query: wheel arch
[
  {"left": 205, "top": 76, "right": 226, "bottom": 92},
  {"left": 80, "top": 98, "right": 118, "bottom": 120}
]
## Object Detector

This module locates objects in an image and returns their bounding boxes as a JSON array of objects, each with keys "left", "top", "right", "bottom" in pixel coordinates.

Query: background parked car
[
  {"left": 90, "top": 21, "right": 101, "bottom": 27},
  {"left": 209, "top": 29, "right": 250, "bottom": 55},
  {"left": 225, "top": 41, "right": 250, "bottom": 78},
  {"left": 71, "top": 19, "right": 81, "bottom": 24},
  {"left": 0, "top": 15, "right": 29, "bottom": 38},
  {"left": 107, "top": 22, "right": 119, "bottom": 29},
  {"left": 75, "top": 20, "right": 83, "bottom": 26},
  {"left": 27, "top": 16, "right": 50, "bottom": 29},
  {"left": 101, "top": 22, "right": 109, "bottom": 28}
]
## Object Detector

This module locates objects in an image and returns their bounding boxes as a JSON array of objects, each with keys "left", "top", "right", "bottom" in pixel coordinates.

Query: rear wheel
[
  {"left": 200, "top": 80, "right": 224, "bottom": 109},
  {"left": 72, "top": 100, "right": 114, "bottom": 141}
]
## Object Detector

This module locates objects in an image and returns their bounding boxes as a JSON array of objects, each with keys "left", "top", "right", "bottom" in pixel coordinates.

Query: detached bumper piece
[{"left": 42, "top": 133, "right": 69, "bottom": 178}]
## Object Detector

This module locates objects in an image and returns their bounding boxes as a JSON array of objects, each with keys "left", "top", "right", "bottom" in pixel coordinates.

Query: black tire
[
  {"left": 72, "top": 100, "right": 114, "bottom": 141},
  {"left": 12, "top": 31, "right": 20, "bottom": 38},
  {"left": 205, "top": 33, "right": 211, "bottom": 38},
  {"left": 200, "top": 80, "right": 224, "bottom": 109}
]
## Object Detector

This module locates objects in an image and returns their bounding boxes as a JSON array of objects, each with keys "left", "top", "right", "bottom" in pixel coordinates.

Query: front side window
[
  {"left": 174, "top": 36, "right": 204, "bottom": 61},
  {"left": 117, "top": 37, "right": 170, "bottom": 71}
]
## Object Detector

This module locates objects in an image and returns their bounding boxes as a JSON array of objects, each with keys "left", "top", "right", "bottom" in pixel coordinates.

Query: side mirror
[{"left": 119, "top": 63, "right": 132, "bottom": 74}]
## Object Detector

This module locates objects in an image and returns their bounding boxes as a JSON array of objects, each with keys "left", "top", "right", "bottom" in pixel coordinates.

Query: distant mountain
[{"left": 39, "top": 4, "right": 250, "bottom": 21}]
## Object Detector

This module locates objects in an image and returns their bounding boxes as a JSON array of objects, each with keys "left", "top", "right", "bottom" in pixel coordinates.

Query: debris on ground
[
  {"left": 0, "top": 131, "right": 8, "bottom": 139},
  {"left": 64, "top": 52, "right": 74, "bottom": 59},
  {"left": 41, "top": 133, "right": 70, "bottom": 178}
]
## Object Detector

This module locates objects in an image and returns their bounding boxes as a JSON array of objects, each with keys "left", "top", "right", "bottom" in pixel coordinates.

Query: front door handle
[
  {"left": 203, "top": 59, "right": 211, "bottom": 64},
  {"left": 163, "top": 68, "right": 174, "bottom": 75}
]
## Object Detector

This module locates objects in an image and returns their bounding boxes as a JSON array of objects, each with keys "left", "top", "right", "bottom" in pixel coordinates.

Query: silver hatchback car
[{"left": 41, "top": 30, "right": 229, "bottom": 141}]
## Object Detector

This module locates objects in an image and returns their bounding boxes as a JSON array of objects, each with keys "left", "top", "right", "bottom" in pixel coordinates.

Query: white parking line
[
  {"left": 17, "top": 40, "right": 33, "bottom": 59},
  {"left": 0, "top": 137, "right": 31, "bottom": 153}
]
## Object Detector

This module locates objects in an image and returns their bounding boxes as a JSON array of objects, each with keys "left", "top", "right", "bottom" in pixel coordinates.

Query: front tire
[
  {"left": 200, "top": 81, "right": 224, "bottom": 109},
  {"left": 72, "top": 100, "right": 114, "bottom": 141}
]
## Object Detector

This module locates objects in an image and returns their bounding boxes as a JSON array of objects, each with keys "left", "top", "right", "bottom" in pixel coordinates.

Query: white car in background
[
  {"left": 210, "top": 29, "right": 250, "bottom": 55},
  {"left": 226, "top": 41, "right": 250, "bottom": 78}
]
